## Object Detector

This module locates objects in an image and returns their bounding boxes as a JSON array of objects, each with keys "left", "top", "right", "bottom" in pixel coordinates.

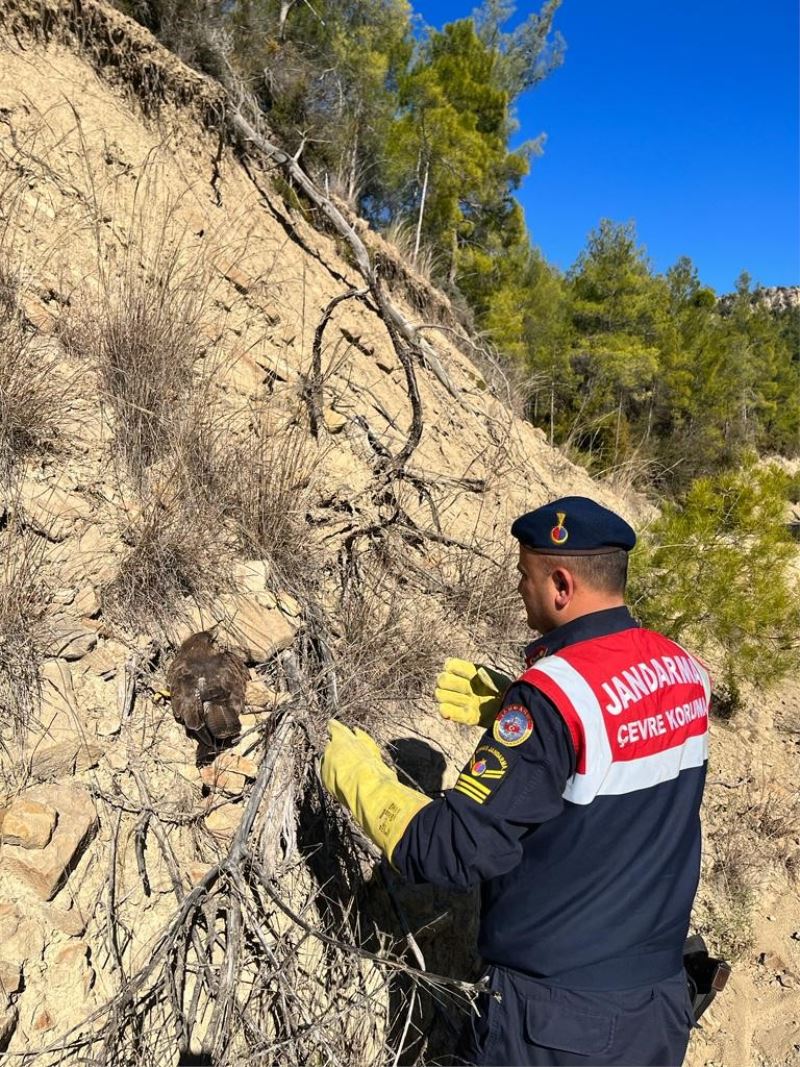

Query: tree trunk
[
  {"left": 448, "top": 228, "right": 458, "bottom": 289},
  {"left": 278, "top": 0, "right": 294, "bottom": 41},
  {"left": 614, "top": 398, "right": 623, "bottom": 466},
  {"left": 413, "top": 159, "right": 429, "bottom": 265},
  {"left": 346, "top": 129, "right": 359, "bottom": 205}
]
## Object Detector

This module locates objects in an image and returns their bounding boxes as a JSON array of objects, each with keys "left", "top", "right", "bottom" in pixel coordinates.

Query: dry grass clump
[
  {"left": 223, "top": 416, "right": 316, "bottom": 590},
  {"left": 0, "top": 516, "right": 50, "bottom": 744},
  {"left": 0, "top": 260, "right": 63, "bottom": 481},
  {"left": 435, "top": 544, "right": 522, "bottom": 663},
  {"left": 383, "top": 217, "right": 445, "bottom": 285},
  {"left": 697, "top": 797, "right": 758, "bottom": 961},
  {"left": 101, "top": 496, "right": 222, "bottom": 634},
  {"left": 743, "top": 783, "right": 800, "bottom": 880},
  {"left": 91, "top": 251, "right": 206, "bottom": 484},
  {"left": 0, "top": 262, "right": 17, "bottom": 319},
  {"left": 168, "top": 394, "right": 232, "bottom": 510},
  {"left": 100, "top": 383, "right": 316, "bottom": 633},
  {"left": 330, "top": 569, "right": 449, "bottom": 732},
  {"left": 698, "top": 776, "right": 800, "bottom": 960}
]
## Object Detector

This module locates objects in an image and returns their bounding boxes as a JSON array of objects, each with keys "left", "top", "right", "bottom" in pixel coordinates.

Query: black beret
[{"left": 511, "top": 496, "right": 636, "bottom": 555}]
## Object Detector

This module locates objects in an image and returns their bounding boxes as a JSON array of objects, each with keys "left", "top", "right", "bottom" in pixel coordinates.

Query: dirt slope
[{"left": 0, "top": 2, "right": 797, "bottom": 1063}]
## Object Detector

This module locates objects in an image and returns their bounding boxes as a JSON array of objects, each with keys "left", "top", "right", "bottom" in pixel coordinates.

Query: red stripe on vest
[
  {"left": 522, "top": 670, "right": 587, "bottom": 773},
  {"left": 521, "top": 629, "right": 708, "bottom": 770}
]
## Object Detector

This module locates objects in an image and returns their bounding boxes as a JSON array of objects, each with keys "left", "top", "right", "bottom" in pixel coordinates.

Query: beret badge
[
  {"left": 511, "top": 496, "right": 636, "bottom": 553},
  {"left": 550, "top": 511, "right": 569, "bottom": 545}
]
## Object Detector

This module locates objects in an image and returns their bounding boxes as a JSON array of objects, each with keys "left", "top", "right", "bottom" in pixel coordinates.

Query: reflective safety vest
[
  {"left": 521, "top": 627, "right": 711, "bottom": 806},
  {"left": 478, "top": 626, "right": 711, "bottom": 989}
]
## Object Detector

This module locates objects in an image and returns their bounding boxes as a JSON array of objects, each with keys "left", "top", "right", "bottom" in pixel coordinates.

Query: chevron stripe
[
  {"left": 459, "top": 773, "right": 490, "bottom": 795},
  {"left": 456, "top": 776, "right": 488, "bottom": 802},
  {"left": 455, "top": 774, "right": 490, "bottom": 803}
]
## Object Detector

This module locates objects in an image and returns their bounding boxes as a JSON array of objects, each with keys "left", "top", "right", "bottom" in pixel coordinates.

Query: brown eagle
[{"left": 166, "top": 631, "right": 249, "bottom": 754}]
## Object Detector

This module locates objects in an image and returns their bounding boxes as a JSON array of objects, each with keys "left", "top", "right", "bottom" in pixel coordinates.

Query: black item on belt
[{"left": 683, "top": 934, "right": 731, "bottom": 1023}]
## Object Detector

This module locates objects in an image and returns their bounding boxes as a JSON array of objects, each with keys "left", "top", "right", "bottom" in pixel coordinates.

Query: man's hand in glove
[
  {"left": 320, "top": 720, "right": 430, "bottom": 863},
  {"left": 435, "top": 658, "right": 511, "bottom": 728}
]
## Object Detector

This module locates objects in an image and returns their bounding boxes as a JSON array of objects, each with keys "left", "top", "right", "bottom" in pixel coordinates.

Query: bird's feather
[{"left": 166, "top": 631, "right": 248, "bottom": 746}]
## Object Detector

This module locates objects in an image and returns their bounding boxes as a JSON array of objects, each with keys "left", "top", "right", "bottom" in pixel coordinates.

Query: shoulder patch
[
  {"left": 493, "top": 704, "right": 534, "bottom": 747},
  {"left": 454, "top": 745, "right": 510, "bottom": 804}
]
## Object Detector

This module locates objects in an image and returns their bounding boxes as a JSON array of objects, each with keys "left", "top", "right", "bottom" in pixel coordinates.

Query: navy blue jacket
[{"left": 392, "top": 607, "right": 708, "bottom": 991}]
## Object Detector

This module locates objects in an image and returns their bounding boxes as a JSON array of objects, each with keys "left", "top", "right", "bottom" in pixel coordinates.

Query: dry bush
[
  {"left": 0, "top": 260, "right": 64, "bottom": 481},
  {"left": 101, "top": 495, "right": 223, "bottom": 634},
  {"left": 330, "top": 566, "right": 450, "bottom": 734},
  {"left": 46, "top": 723, "right": 433, "bottom": 1067},
  {"left": 0, "top": 514, "right": 50, "bottom": 745},
  {"left": 87, "top": 244, "right": 207, "bottom": 485},
  {"left": 222, "top": 414, "right": 316, "bottom": 591},
  {"left": 430, "top": 541, "right": 523, "bottom": 669}
]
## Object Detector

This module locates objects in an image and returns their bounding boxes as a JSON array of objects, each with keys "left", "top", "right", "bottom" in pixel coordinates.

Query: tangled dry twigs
[{"left": 17, "top": 647, "right": 477, "bottom": 1067}]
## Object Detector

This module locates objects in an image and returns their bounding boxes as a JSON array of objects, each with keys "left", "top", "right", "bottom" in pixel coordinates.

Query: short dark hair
[{"left": 540, "top": 549, "right": 629, "bottom": 595}]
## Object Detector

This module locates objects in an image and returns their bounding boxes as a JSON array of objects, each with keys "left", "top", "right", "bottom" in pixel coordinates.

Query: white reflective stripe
[
  {"left": 701, "top": 669, "right": 712, "bottom": 704},
  {"left": 527, "top": 657, "right": 612, "bottom": 805},
  {"left": 598, "top": 731, "right": 708, "bottom": 796},
  {"left": 529, "top": 653, "right": 709, "bottom": 806},
  {"left": 672, "top": 640, "right": 713, "bottom": 704}
]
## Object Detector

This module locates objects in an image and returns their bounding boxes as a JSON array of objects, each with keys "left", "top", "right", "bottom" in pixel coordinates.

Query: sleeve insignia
[
  {"left": 470, "top": 744, "right": 508, "bottom": 779},
  {"left": 454, "top": 745, "right": 509, "bottom": 804},
  {"left": 493, "top": 704, "right": 534, "bottom": 747},
  {"left": 454, "top": 773, "right": 491, "bottom": 804}
]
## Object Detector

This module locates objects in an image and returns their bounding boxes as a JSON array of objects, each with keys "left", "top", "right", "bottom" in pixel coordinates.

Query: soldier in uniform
[{"left": 322, "top": 496, "right": 709, "bottom": 1066}]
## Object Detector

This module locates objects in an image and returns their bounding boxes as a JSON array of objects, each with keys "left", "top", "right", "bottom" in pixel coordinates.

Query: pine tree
[
  {"left": 382, "top": 3, "right": 563, "bottom": 284},
  {"left": 630, "top": 461, "right": 800, "bottom": 699},
  {"left": 566, "top": 220, "right": 667, "bottom": 468}
]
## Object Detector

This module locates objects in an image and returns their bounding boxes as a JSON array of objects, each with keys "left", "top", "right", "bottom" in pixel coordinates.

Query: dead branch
[
  {"left": 230, "top": 109, "right": 456, "bottom": 396},
  {"left": 304, "top": 287, "right": 368, "bottom": 438}
]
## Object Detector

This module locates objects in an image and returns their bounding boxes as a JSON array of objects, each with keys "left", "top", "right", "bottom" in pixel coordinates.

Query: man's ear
[{"left": 551, "top": 566, "right": 574, "bottom": 606}]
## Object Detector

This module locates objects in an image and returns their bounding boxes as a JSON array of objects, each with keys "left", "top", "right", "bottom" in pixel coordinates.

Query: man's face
[{"left": 516, "top": 547, "right": 556, "bottom": 633}]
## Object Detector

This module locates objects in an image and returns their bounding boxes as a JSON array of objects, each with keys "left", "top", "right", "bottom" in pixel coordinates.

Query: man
[{"left": 322, "top": 496, "right": 709, "bottom": 1066}]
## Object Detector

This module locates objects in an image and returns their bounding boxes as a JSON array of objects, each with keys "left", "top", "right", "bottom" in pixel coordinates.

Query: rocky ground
[{"left": 0, "top": 2, "right": 797, "bottom": 1063}]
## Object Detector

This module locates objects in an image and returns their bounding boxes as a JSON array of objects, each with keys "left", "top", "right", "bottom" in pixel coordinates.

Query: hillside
[{"left": 0, "top": 2, "right": 798, "bottom": 1064}]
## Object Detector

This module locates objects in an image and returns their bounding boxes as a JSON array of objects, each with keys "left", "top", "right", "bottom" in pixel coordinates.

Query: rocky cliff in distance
[
  {"left": 755, "top": 285, "right": 800, "bottom": 312},
  {"left": 718, "top": 283, "right": 800, "bottom": 313}
]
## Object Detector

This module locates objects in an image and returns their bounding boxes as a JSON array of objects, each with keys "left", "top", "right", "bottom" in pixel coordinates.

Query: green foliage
[
  {"left": 116, "top": 0, "right": 798, "bottom": 491},
  {"left": 477, "top": 222, "right": 799, "bottom": 487},
  {"left": 564, "top": 222, "right": 664, "bottom": 465},
  {"left": 474, "top": 0, "right": 565, "bottom": 95},
  {"left": 383, "top": 12, "right": 555, "bottom": 283},
  {"left": 477, "top": 246, "right": 574, "bottom": 435},
  {"left": 629, "top": 462, "right": 800, "bottom": 698}
]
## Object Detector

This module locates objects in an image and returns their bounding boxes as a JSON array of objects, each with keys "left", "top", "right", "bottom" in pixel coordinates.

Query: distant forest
[{"left": 118, "top": 0, "right": 799, "bottom": 491}]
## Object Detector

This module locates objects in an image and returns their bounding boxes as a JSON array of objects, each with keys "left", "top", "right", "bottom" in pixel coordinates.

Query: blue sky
[{"left": 412, "top": 0, "right": 799, "bottom": 293}]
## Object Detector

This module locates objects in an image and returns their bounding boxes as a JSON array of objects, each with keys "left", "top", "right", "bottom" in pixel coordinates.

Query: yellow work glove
[
  {"left": 435, "top": 658, "right": 512, "bottom": 728},
  {"left": 320, "top": 720, "right": 430, "bottom": 863}
]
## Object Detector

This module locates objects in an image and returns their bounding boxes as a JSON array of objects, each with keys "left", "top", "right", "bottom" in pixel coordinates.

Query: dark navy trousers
[{"left": 455, "top": 966, "right": 696, "bottom": 1066}]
